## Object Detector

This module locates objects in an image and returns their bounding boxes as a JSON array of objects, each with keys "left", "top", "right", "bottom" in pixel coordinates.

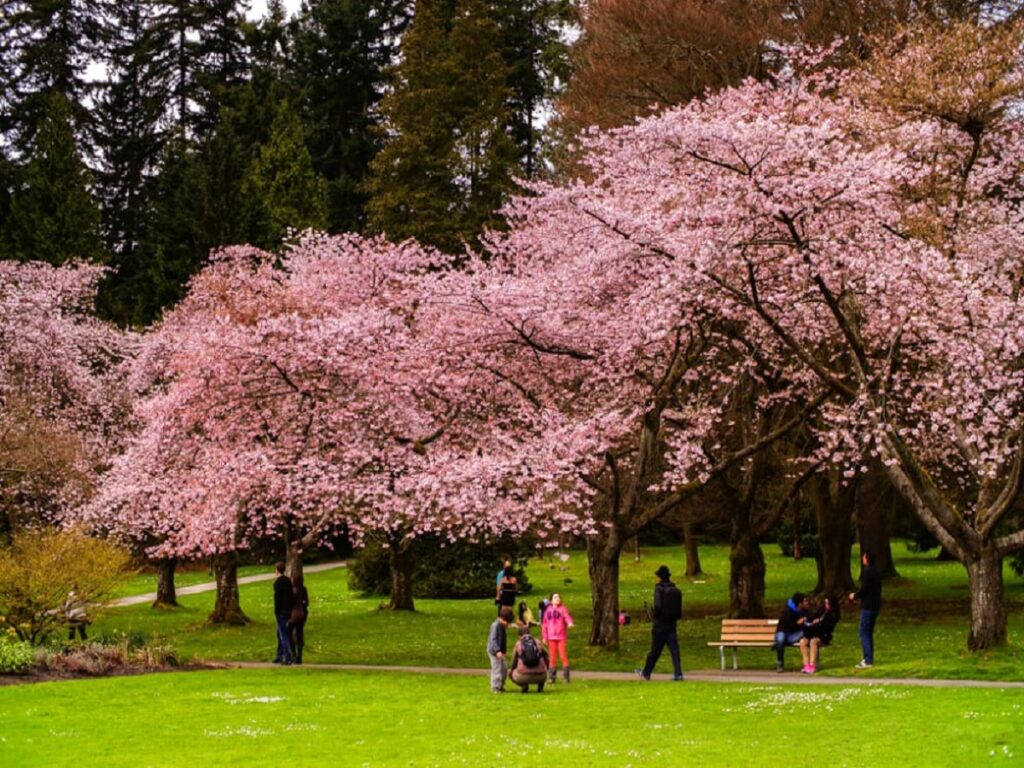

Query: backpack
[
  {"left": 519, "top": 634, "right": 541, "bottom": 668},
  {"left": 661, "top": 584, "right": 683, "bottom": 621}
]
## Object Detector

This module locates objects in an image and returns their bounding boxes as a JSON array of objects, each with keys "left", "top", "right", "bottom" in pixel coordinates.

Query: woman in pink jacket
[{"left": 541, "top": 592, "right": 574, "bottom": 683}]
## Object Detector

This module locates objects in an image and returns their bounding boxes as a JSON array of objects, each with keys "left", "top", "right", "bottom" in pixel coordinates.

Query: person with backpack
[
  {"left": 496, "top": 567, "right": 518, "bottom": 616},
  {"left": 541, "top": 592, "right": 574, "bottom": 683},
  {"left": 636, "top": 565, "right": 684, "bottom": 681},
  {"left": 508, "top": 626, "right": 549, "bottom": 693}
]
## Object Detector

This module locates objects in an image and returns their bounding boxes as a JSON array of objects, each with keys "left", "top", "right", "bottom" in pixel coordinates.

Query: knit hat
[{"left": 655, "top": 565, "right": 672, "bottom": 580}]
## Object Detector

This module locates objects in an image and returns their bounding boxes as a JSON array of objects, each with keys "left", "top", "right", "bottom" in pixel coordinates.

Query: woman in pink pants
[{"left": 541, "top": 592, "right": 574, "bottom": 683}]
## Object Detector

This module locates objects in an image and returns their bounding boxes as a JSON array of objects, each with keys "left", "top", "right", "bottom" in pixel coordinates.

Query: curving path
[{"left": 110, "top": 561, "right": 347, "bottom": 607}]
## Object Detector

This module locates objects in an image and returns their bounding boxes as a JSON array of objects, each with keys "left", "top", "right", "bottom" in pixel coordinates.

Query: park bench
[{"left": 708, "top": 618, "right": 800, "bottom": 670}]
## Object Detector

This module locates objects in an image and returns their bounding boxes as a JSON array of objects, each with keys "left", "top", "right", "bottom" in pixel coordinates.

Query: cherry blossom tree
[{"left": 0, "top": 261, "right": 133, "bottom": 536}]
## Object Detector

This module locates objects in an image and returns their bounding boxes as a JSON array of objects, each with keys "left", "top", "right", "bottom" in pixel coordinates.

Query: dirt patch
[{"left": 0, "top": 662, "right": 218, "bottom": 687}]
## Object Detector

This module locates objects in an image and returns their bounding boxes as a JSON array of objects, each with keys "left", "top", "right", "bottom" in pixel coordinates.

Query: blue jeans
[
  {"left": 642, "top": 624, "right": 682, "bottom": 678},
  {"left": 859, "top": 609, "right": 878, "bottom": 663},
  {"left": 275, "top": 613, "right": 293, "bottom": 662},
  {"left": 774, "top": 630, "right": 804, "bottom": 663}
]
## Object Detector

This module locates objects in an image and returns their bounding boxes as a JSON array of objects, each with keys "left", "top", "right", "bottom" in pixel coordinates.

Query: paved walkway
[
  {"left": 110, "top": 561, "right": 347, "bottom": 607},
  {"left": 220, "top": 661, "right": 1024, "bottom": 688}
]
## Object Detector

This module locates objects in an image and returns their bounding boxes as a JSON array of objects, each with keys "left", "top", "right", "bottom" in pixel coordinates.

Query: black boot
[
  {"left": 563, "top": 666, "right": 571, "bottom": 683},
  {"left": 548, "top": 668, "right": 557, "bottom": 684}
]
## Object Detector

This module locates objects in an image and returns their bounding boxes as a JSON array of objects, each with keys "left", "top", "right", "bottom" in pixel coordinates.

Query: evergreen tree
[
  {"left": 241, "top": 100, "right": 329, "bottom": 250},
  {"left": 290, "top": 0, "right": 410, "bottom": 233},
  {"left": 3, "top": 94, "right": 103, "bottom": 265},
  {"left": 365, "top": 0, "right": 516, "bottom": 252}
]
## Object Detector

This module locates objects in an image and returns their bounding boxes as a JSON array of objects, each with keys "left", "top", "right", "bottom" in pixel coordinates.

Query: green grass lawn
[
  {"left": 1, "top": 668, "right": 1022, "bottom": 766},
  {"left": 89, "top": 542, "right": 1024, "bottom": 680},
  {"left": 111, "top": 563, "right": 274, "bottom": 599}
]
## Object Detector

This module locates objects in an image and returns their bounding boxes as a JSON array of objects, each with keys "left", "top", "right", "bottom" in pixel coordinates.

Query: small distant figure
[
  {"left": 272, "top": 562, "right": 295, "bottom": 664},
  {"left": 636, "top": 565, "right": 683, "bottom": 681},
  {"left": 517, "top": 601, "right": 538, "bottom": 630},
  {"left": 496, "top": 566, "right": 518, "bottom": 616},
  {"left": 496, "top": 558, "right": 512, "bottom": 589},
  {"left": 288, "top": 574, "right": 310, "bottom": 665},
  {"left": 799, "top": 595, "right": 840, "bottom": 674},
  {"left": 508, "top": 626, "right": 549, "bottom": 693},
  {"left": 773, "top": 592, "right": 810, "bottom": 672},
  {"left": 487, "top": 606, "right": 514, "bottom": 693},
  {"left": 849, "top": 550, "right": 882, "bottom": 669},
  {"left": 541, "top": 592, "right": 574, "bottom": 683},
  {"left": 63, "top": 588, "right": 90, "bottom": 641},
  {"left": 538, "top": 597, "right": 551, "bottom": 624}
]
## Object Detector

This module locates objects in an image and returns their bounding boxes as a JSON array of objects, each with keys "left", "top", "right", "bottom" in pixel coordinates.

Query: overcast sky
[{"left": 246, "top": 0, "right": 304, "bottom": 19}]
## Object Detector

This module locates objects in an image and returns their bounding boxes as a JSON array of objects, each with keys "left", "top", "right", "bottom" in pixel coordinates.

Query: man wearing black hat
[{"left": 636, "top": 565, "right": 684, "bottom": 681}]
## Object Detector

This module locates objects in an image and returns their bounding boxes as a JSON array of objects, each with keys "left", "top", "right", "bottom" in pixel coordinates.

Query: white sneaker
[{"left": 854, "top": 660, "right": 873, "bottom": 669}]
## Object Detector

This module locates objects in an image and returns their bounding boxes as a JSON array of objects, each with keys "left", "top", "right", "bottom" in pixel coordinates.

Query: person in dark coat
[
  {"left": 773, "top": 592, "right": 810, "bottom": 672},
  {"left": 272, "top": 562, "right": 295, "bottom": 664},
  {"left": 849, "top": 551, "right": 882, "bottom": 668},
  {"left": 288, "top": 574, "right": 310, "bottom": 665},
  {"left": 636, "top": 565, "right": 684, "bottom": 681},
  {"left": 799, "top": 595, "right": 840, "bottom": 674}
]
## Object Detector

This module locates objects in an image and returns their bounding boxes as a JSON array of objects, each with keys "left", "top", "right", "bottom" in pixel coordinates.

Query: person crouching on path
[
  {"left": 273, "top": 562, "right": 295, "bottom": 664},
  {"left": 508, "top": 626, "right": 549, "bottom": 693},
  {"left": 541, "top": 592, "right": 574, "bottom": 683},
  {"left": 488, "top": 607, "right": 514, "bottom": 693},
  {"left": 636, "top": 565, "right": 684, "bottom": 681},
  {"left": 773, "top": 592, "right": 810, "bottom": 672}
]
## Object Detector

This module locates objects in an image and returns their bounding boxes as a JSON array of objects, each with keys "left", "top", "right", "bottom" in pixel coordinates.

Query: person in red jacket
[{"left": 541, "top": 592, "right": 574, "bottom": 683}]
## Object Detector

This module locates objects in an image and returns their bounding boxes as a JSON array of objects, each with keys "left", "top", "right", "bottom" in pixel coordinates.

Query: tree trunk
[
  {"left": 809, "top": 473, "right": 856, "bottom": 596},
  {"left": 153, "top": 558, "right": 178, "bottom": 608},
  {"left": 856, "top": 465, "right": 898, "bottom": 577},
  {"left": 684, "top": 522, "right": 702, "bottom": 577},
  {"left": 966, "top": 546, "right": 1007, "bottom": 650},
  {"left": 729, "top": 524, "right": 766, "bottom": 618},
  {"left": 208, "top": 552, "right": 248, "bottom": 625},
  {"left": 586, "top": 526, "right": 622, "bottom": 647},
  {"left": 388, "top": 542, "right": 415, "bottom": 611},
  {"left": 285, "top": 540, "right": 304, "bottom": 580}
]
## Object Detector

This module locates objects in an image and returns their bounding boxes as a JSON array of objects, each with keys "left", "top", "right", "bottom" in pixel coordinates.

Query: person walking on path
[
  {"left": 773, "top": 592, "right": 810, "bottom": 672},
  {"left": 288, "top": 574, "right": 310, "bottom": 665},
  {"left": 849, "top": 550, "right": 882, "bottom": 669},
  {"left": 542, "top": 592, "right": 575, "bottom": 683},
  {"left": 496, "top": 567, "right": 518, "bottom": 616},
  {"left": 636, "top": 565, "right": 684, "bottom": 681},
  {"left": 272, "top": 562, "right": 295, "bottom": 664},
  {"left": 487, "top": 606, "right": 514, "bottom": 693},
  {"left": 799, "top": 595, "right": 840, "bottom": 674}
]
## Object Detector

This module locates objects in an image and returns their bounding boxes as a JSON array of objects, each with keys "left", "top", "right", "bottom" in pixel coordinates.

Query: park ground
[{"left": 1, "top": 543, "right": 1023, "bottom": 765}]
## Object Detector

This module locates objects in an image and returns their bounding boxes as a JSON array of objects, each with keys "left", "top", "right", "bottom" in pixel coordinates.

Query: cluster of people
[
  {"left": 488, "top": 563, "right": 576, "bottom": 693},
  {"left": 773, "top": 551, "right": 883, "bottom": 673},
  {"left": 272, "top": 561, "right": 310, "bottom": 665}
]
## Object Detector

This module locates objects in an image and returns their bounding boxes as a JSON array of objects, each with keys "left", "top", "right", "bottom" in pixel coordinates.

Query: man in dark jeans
[
  {"left": 272, "top": 561, "right": 295, "bottom": 664},
  {"left": 849, "top": 551, "right": 882, "bottom": 669},
  {"left": 636, "top": 565, "right": 684, "bottom": 681}
]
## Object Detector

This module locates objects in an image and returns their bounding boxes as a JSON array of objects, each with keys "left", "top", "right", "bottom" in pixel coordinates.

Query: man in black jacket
[
  {"left": 849, "top": 551, "right": 882, "bottom": 669},
  {"left": 272, "top": 561, "right": 295, "bottom": 664},
  {"left": 636, "top": 565, "right": 684, "bottom": 681}
]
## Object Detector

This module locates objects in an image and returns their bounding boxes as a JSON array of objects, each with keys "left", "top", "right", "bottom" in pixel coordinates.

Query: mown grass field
[
  {"left": 1, "top": 668, "right": 1022, "bottom": 766},
  {"left": 94, "top": 542, "right": 1024, "bottom": 680}
]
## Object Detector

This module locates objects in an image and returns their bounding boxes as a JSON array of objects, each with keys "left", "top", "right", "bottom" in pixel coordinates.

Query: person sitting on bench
[{"left": 773, "top": 592, "right": 809, "bottom": 672}]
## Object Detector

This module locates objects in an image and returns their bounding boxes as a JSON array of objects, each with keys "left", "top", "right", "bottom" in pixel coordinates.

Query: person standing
[
  {"left": 272, "top": 562, "right": 295, "bottom": 664},
  {"left": 773, "top": 592, "right": 810, "bottom": 673},
  {"left": 288, "top": 574, "right": 310, "bottom": 665},
  {"left": 636, "top": 565, "right": 684, "bottom": 681},
  {"left": 496, "top": 566, "right": 518, "bottom": 616},
  {"left": 487, "top": 606, "right": 514, "bottom": 693},
  {"left": 541, "top": 592, "right": 575, "bottom": 683},
  {"left": 849, "top": 550, "right": 882, "bottom": 669}
]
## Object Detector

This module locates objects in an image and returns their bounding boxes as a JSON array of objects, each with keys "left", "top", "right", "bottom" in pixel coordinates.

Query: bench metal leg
[
  {"left": 719, "top": 647, "right": 725, "bottom": 670},
  {"left": 732, "top": 648, "right": 738, "bottom": 670}
]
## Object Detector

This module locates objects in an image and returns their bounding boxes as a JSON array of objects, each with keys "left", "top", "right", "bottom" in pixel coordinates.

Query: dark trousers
[
  {"left": 68, "top": 623, "right": 87, "bottom": 641},
  {"left": 289, "top": 619, "right": 306, "bottom": 663},
  {"left": 275, "top": 613, "right": 293, "bottom": 662},
  {"left": 859, "top": 609, "right": 879, "bottom": 663},
  {"left": 642, "top": 623, "right": 682, "bottom": 678}
]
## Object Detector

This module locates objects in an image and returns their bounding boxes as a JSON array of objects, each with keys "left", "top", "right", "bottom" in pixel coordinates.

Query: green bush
[
  {"left": 348, "top": 535, "right": 535, "bottom": 599},
  {"left": 0, "top": 636, "right": 36, "bottom": 674}
]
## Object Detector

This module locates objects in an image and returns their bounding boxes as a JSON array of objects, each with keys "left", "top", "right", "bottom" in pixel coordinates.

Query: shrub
[
  {"left": 348, "top": 535, "right": 535, "bottom": 599},
  {"left": 0, "top": 528, "right": 132, "bottom": 644},
  {"left": 0, "top": 636, "right": 36, "bottom": 674}
]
